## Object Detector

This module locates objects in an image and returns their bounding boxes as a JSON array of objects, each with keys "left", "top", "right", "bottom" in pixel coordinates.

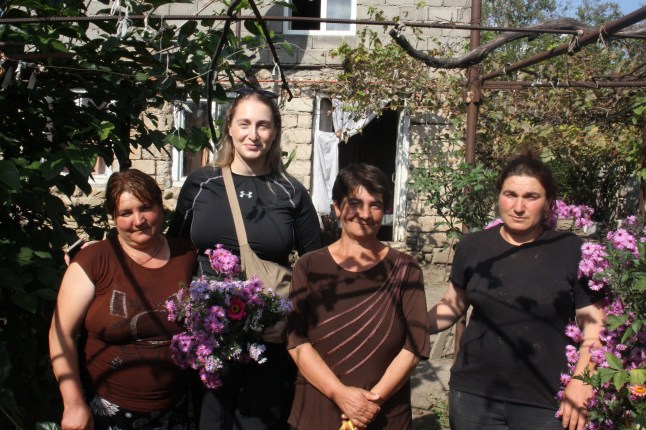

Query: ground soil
[{"left": 410, "top": 263, "right": 454, "bottom": 430}]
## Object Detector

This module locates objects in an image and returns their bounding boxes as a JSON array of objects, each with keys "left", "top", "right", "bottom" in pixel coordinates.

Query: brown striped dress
[{"left": 287, "top": 247, "right": 430, "bottom": 430}]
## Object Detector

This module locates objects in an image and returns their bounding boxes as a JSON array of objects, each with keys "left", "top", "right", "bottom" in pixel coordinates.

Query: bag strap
[{"left": 222, "top": 165, "right": 249, "bottom": 247}]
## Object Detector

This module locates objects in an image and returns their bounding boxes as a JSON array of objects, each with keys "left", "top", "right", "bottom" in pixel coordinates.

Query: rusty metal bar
[
  {"left": 482, "top": 6, "right": 646, "bottom": 82},
  {"left": 0, "top": 14, "right": 644, "bottom": 39},
  {"left": 483, "top": 80, "right": 646, "bottom": 89},
  {"left": 454, "top": 0, "right": 482, "bottom": 360}
]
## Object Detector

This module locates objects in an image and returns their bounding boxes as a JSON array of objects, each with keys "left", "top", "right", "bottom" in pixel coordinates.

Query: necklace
[{"left": 121, "top": 236, "right": 166, "bottom": 266}]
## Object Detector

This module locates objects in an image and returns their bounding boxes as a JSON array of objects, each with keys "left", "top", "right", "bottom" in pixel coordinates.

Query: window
[
  {"left": 171, "top": 99, "right": 230, "bottom": 183},
  {"left": 73, "top": 91, "right": 113, "bottom": 183},
  {"left": 284, "top": 0, "right": 356, "bottom": 35}
]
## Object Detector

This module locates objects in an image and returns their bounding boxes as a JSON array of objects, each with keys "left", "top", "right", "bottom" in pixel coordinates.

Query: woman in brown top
[
  {"left": 49, "top": 169, "right": 197, "bottom": 430},
  {"left": 287, "top": 164, "right": 430, "bottom": 430}
]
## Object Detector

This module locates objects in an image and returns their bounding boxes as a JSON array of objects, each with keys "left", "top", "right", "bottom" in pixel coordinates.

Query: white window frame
[
  {"left": 73, "top": 91, "right": 113, "bottom": 184},
  {"left": 171, "top": 98, "right": 231, "bottom": 185},
  {"left": 283, "top": 0, "right": 356, "bottom": 36}
]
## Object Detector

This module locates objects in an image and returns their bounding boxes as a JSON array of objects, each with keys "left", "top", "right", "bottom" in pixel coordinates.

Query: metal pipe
[
  {"left": 455, "top": 0, "right": 482, "bottom": 360},
  {"left": 0, "top": 14, "right": 643, "bottom": 39},
  {"left": 482, "top": 6, "right": 646, "bottom": 81},
  {"left": 483, "top": 80, "right": 646, "bottom": 89}
]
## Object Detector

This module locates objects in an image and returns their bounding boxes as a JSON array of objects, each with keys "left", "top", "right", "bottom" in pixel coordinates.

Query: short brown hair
[
  {"left": 105, "top": 169, "right": 163, "bottom": 218},
  {"left": 332, "top": 164, "right": 392, "bottom": 209}
]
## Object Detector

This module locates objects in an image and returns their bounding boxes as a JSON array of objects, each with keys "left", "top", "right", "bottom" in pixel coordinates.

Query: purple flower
[
  {"left": 205, "top": 244, "right": 241, "bottom": 277},
  {"left": 607, "top": 228, "right": 639, "bottom": 258},
  {"left": 199, "top": 368, "right": 223, "bottom": 389},
  {"left": 248, "top": 343, "right": 267, "bottom": 363},
  {"left": 565, "top": 324, "right": 583, "bottom": 343},
  {"left": 484, "top": 218, "right": 503, "bottom": 229},
  {"left": 165, "top": 299, "right": 177, "bottom": 321},
  {"left": 565, "top": 345, "right": 579, "bottom": 364},
  {"left": 560, "top": 373, "right": 572, "bottom": 386},
  {"left": 170, "top": 244, "right": 298, "bottom": 390}
]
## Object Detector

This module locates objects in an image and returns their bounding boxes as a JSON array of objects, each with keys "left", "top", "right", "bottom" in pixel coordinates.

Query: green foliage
[
  {"left": 327, "top": 17, "right": 463, "bottom": 121},
  {"left": 325, "top": 3, "right": 643, "bottom": 243},
  {"left": 411, "top": 141, "right": 498, "bottom": 242},
  {"left": 0, "top": 0, "right": 284, "bottom": 426}
]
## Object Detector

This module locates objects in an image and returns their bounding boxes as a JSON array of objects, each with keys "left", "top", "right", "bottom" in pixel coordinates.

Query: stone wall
[{"left": 68, "top": 0, "right": 471, "bottom": 262}]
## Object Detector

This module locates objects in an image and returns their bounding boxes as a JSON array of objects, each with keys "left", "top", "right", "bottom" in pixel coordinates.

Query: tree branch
[{"left": 389, "top": 18, "right": 642, "bottom": 70}]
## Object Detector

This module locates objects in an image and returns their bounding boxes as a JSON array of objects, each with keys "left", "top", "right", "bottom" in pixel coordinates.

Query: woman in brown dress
[
  {"left": 49, "top": 169, "right": 197, "bottom": 430},
  {"left": 287, "top": 163, "right": 430, "bottom": 430}
]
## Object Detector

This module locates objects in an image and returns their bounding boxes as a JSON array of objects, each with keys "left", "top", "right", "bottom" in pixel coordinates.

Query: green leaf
[
  {"left": 635, "top": 276, "right": 646, "bottom": 292},
  {"left": 134, "top": 72, "right": 148, "bottom": 82},
  {"left": 0, "top": 343, "right": 11, "bottom": 382},
  {"left": 11, "top": 289, "right": 38, "bottom": 314},
  {"left": 612, "top": 370, "right": 630, "bottom": 389},
  {"left": 605, "top": 352, "right": 623, "bottom": 371},
  {"left": 0, "top": 160, "right": 22, "bottom": 191},
  {"left": 164, "top": 133, "right": 188, "bottom": 150},
  {"left": 607, "top": 314, "right": 630, "bottom": 330},
  {"left": 34, "top": 288, "right": 58, "bottom": 301},
  {"left": 596, "top": 368, "right": 615, "bottom": 385},
  {"left": 35, "top": 423, "right": 61, "bottom": 430},
  {"left": 49, "top": 40, "right": 68, "bottom": 52},
  {"left": 16, "top": 247, "right": 34, "bottom": 267},
  {"left": 629, "top": 368, "right": 646, "bottom": 385},
  {"left": 97, "top": 121, "right": 116, "bottom": 141},
  {"left": 244, "top": 20, "right": 263, "bottom": 37}
]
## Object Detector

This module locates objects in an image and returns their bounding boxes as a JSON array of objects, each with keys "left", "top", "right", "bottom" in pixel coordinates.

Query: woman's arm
[
  {"left": 292, "top": 183, "right": 323, "bottom": 255},
  {"left": 559, "top": 302, "right": 605, "bottom": 430},
  {"left": 288, "top": 342, "right": 381, "bottom": 429},
  {"left": 428, "top": 282, "right": 469, "bottom": 334},
  {"left": 49, "top": 263, "right": 96, "bottom": 430},
  {"left": 370, "top": 349, "right": 420, "bottom": 405}
]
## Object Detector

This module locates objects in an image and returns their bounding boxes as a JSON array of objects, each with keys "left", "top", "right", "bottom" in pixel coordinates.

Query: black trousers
[{"left": 198, "top": 344, "right": 296, "bottom": 430}]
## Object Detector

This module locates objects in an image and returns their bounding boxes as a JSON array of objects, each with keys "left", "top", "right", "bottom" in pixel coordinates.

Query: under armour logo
[{"left": 239, "top": 191, "right": 253, "bottom": 198}]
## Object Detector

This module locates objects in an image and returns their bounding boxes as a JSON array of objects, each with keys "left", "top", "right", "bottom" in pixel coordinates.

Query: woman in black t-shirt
[
  {"left": 427, "top": 152, "right": 605, "bottom": 430},
  {"left": 167, "top": 88, "right": 322, "bottom": 430}
]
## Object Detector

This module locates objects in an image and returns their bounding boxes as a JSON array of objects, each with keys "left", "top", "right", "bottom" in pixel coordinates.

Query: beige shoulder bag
[{"left": 222, "top": 166, "right": 292, "bottom": 299}]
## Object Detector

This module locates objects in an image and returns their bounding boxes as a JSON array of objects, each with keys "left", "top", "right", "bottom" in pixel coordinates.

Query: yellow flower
[
  {"left": 339, "top": 420, "right": 355, "bottom": 430},
  {"left": 630, "top": 384, "right": 646, "bottom": 398}
]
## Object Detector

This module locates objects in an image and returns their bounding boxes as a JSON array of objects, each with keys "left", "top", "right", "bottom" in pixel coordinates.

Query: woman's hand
[
  {"left": 61, "top": 401, "right": 93, "bottom": 430},
  {"left": 260, "top": 319, "right": 287, "bottom": 343},
  {"left": 559, "top": 378, "right": 592, "bottom": 430},
  {"left": 333, "top": 386, "right": 381, "bottom": 429},
  {"left": 289, "top": 342, "right": 381, "bottom": 428},
  {"left": 559, "top": 302, "right": 605, "bottom": 430}
]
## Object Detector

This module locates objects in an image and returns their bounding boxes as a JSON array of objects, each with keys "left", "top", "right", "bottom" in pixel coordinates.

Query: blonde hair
[{"left": 213, "top": 92, "right": 284, "bottom": 174}]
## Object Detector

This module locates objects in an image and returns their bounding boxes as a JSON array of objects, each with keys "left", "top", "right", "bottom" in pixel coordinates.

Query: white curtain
[{"left": 311, "top": 99, "right": 377, "bottom": 214}]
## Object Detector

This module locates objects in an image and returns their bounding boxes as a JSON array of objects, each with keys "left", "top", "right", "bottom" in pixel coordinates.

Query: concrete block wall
[{"left": 65, "top": 1, "right": 472, "bottom": 261}]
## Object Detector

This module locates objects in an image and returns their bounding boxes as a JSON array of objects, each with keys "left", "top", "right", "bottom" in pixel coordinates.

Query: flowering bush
[
  {"left": 165, "top": 244, "right": 292, "bottom": 389},
  {"left": 483, "top": 200, "right": 595, "bottom": 231},
  {"left": 560, "top": 216, "right": 646, "bottom": 429}
]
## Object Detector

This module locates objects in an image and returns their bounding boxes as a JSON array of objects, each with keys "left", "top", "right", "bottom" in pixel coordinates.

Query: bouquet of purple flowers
[{"left": 165, "top": 244, "right": 292, "bottom": 389}]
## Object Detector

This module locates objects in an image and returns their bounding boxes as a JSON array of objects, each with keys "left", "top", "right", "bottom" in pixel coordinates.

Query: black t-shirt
[
  {"left": 167, "top": 166, "right": 322, "bottom": 275},
  {"left": 449, "top": 225, "right": 604, "bottom": 410}
]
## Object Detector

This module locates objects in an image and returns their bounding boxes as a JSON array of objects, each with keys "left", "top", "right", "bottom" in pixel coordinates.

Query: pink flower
[
  {"left": 629, "top": 384, "right": 646, "bottom": 398},
  {"left": 205, "top": 244, "right": 241, "bottom": 276},
  {"left": 565, "top": 324, "right": 583, "bottom": 343},
  {"left": 565, "top": 345, "right": 579, "bottom": 364},
  {"left": 560, "top": 373, "right": 572, "bottom": 386},
  {"left": 484, "top": 218, "right": 503, "bottom": 229},
  {"left": 226, "top": 297, "right": 246, "bottom": 320},
  {"left": 165, "top": 299, "right": 177, "bottom": 321}
]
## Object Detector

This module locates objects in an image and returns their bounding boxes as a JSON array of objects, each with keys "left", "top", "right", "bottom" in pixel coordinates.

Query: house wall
[{"left": 74, "top": 0, "right": 472, "bottom": 264}]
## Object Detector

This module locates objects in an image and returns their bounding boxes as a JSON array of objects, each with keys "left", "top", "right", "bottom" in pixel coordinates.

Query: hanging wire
[{"left": 205, "top": 0, "right": 238, "bottom": 147}]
